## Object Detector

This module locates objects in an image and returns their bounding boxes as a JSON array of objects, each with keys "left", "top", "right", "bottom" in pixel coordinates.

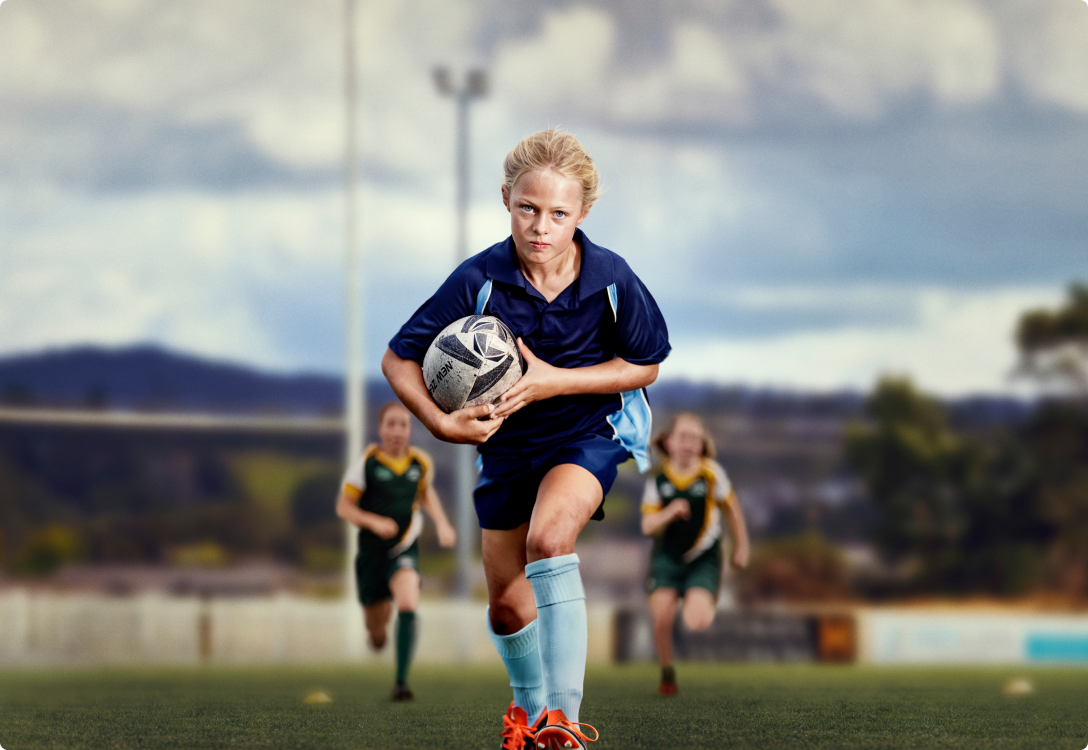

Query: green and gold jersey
[
  {"left": 340, "top": 444, "right": 433, "bottom": 557},
  {"left": 641, "top": 457, "right": 736, "bottom": 563}
]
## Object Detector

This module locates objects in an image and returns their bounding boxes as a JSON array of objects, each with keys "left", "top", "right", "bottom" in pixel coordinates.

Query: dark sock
[
  {"left": 662, "top": 665, "right": 676, "bottom": 683},
  {"left": 395, "top": 611, "right": 416, "bottom": 685}
]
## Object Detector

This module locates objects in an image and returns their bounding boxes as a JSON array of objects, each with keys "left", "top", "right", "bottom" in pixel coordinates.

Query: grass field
[{"left": 1, "top": 663, "right": 1085, "bottom": 749}]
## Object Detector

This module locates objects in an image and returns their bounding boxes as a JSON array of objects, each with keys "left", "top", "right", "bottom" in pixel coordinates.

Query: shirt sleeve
[
  {"left": 387, "top": 256, "right": 487, "bottom": 363},
  {"left": 340, "top": 449, "right": 369, "bottom": 498},
  {"left": 708, "top": 460, "right": 735, "bottom": 505},
  {"left": 640, "top": 476, "right": 663, "bottom": 514},
  {"left": 613, "top": 257, "right": 671, "bottom": 366},
  {"left": 412, "top": 448, "right": 434, "bottom": 492}
]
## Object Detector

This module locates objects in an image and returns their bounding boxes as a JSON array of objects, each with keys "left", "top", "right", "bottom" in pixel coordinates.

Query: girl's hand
[
  {"left": 490, "top": 339, "right": 563, "bottom": 419},
  {"left": 668, "top": 499, "right": 691, "bottom": 522},
  {"left": 436, "top": 522, "right": 457, "bottom": 549},
  {"left": 434, "top": 403, "right": 504, "bottom": 445},
  {"left": 369, "top": 516, "right": 400, "bottom": 540}
]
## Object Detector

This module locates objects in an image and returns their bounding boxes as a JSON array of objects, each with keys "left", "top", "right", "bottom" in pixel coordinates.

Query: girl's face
[
  {"left": 502, "top": 169, "right": 590, "bottom": 267},
  {"left": 377, "top": 407, "right": 411, "bottom": 454},
  {"left": 663, "top": 416, "right": 705, "bottom": 466}
]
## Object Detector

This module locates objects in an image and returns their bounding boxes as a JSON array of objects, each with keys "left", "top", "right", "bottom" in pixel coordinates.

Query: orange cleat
[
  {"left": 499, "top": 702, "right": 546, "bottom": 750},
  {"left": 533, "top": 709, "right": 598, "bottom": 750}
]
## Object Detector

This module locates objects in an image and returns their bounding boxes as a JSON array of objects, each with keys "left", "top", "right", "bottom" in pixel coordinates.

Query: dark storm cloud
[{"left": 676, "top": 109, "right": 1088, "bottom": 288}]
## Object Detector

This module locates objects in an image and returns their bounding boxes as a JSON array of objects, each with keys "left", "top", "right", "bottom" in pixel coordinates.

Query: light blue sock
[
  {"left": 487, "top": 610, "right": 545, "bottom": 722},
  {"left": 525, "top": 553, "right": 586, "bottom": 722}
]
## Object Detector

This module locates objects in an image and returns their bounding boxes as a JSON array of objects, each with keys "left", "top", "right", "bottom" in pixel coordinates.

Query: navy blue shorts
[{"left": 474, "top": 433, "right": 631, "bottom": 530}]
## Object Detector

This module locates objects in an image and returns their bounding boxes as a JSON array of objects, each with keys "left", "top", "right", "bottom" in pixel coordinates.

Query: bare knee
[
  {"left": 367, "top": 626, "right": 387, "bottom": 648},
  {"left": 390, "top": 570, "right": 420, "bottom": 613},
  {"left": 365, "top": 603, "right": 391, "bottom": 648},
  {"left": 489, "top": 596, "right": 535, "bottom": 636},
  {"left": 683, "top": 608, "right": 713, "bottom": 632},
  {"left": 681, "top": 591, "right": 716, "bottom": 632},
  {"left": 525, "top": 528, "right": 574, "bottom": 562}
]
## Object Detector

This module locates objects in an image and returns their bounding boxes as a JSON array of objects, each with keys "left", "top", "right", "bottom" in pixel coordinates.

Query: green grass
[{"left": 0, "top": 663, "right": 1085, "bottom": 749}]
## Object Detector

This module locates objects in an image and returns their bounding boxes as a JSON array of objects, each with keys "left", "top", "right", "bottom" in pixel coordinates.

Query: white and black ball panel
[{"left": 422, "top": 315, "right": 525, "bottom": 413}]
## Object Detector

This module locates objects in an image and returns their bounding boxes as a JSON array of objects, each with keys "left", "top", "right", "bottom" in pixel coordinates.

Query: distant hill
[
  {"left": 0, "top": 345, "right": 351, "bottom": 415},
  {"left": 0, "top": 344, "right": 1033, "bottom": 427}
]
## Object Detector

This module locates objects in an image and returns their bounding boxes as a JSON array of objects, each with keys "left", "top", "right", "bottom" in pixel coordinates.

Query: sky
[{"left": 0, "top": 0, "right": 1086, "bottom": 397}]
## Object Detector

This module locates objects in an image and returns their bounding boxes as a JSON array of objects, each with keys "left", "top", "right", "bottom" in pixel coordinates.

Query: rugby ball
[{"left": 422, "top": 315, "right": 525, "bottom": 413}]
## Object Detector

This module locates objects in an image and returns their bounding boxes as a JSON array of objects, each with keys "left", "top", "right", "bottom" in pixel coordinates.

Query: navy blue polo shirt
[{"left": 388, "top": 228, "right": 670, "bottom": 476}]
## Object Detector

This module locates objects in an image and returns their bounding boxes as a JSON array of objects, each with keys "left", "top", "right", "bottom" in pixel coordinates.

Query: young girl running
[
  {"left": 382, "top": 129, "right": 670, "bottom": 749},
  {"left": 641, "top": 412, "right": 750, "bottom": 696},
  {"left": 335, "top": 401, "right": 456, "bottom": 701}
]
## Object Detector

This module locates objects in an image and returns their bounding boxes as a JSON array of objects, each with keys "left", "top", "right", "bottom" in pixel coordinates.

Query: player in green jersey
[
  {"left": 641, "top": 412, "right": 750, "bottom": 696},
  {"left": 336, "top": 401, "right": 456, "bottom": 701}
]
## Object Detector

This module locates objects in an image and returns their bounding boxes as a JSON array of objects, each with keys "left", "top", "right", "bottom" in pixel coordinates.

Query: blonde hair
[
  {"left": 503, "top": 129, "right": 601, "bottom": 208},
  {"left": 652, "top": 412, "right": 717, "bottom": 459}
]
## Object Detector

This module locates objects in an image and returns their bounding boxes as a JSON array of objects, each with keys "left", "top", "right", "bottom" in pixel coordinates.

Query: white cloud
[
  {"left": 490, "top": 0, "right": 1004, "bottom": 127},
  {"left": 0, "top": 0, "right": 481, "bottom": 176},
  {"left": 1002, "top": 0, "right": 1088, "bottom": 112},
  {"left": 662, "top": 286, "right": 1064, "bottom": 396},
  {"left": 491, "top": 6, "right": 616, "bottom": 116}
]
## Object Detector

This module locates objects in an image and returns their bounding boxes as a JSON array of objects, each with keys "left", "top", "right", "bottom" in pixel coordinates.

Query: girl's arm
[
  {"left": 491, "top": 339, "right": 659, "bottom": 419},
  {"left": 723, "top": 499, "right": 750, "bottom": 569},
  {"left": 640, "top": 499, "right": 691, "bottom": 537},
  {"left": 381, "top": 348, "right": 505, "bottom": 444},
  {"left": 335, "top": 489, "right": 399, "bottom": 540},
  {"left": 419, "top": 485, "right": 456, "bottom": 548}
]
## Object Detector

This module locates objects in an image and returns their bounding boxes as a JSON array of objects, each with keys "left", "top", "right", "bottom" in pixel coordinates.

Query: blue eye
[
  {"left": 554, "top": 211, "right": 567, "bottom": 219},
  {"left": 520, "top": 204, "right": 534, "bottom": 213}
]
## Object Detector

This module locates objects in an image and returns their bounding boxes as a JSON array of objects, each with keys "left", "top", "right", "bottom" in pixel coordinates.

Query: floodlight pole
[
  {"left": 343, "top": 0, "right": 364, "bottom": 601},
  {"left": 434, "top": 67, "right": 489, "bottom": 599}
]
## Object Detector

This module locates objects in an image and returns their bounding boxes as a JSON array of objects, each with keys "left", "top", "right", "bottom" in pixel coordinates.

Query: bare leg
[
  {"left": 681, "top": 587, "right": 716, "bottom": 632},
  {"left": 483, "top": 464, "right": 602, "bottom": 633},
  {"left": 483, "top": 524, "right": 534, "bottom": 635},
  {"left": 648, "top": 588, "right": 680, "bottom": 668},
  {"left": 389, "top": 568, "right": 420, "bottom": 613},
  {"left": 364, "top": 600, "right": 393, "bottom": 650},
  {"left": 525, "top": 464, "right": 602, "bottom": 562},
  {"left": 524, "top": 464, "right": 602, "bottom": 725}
]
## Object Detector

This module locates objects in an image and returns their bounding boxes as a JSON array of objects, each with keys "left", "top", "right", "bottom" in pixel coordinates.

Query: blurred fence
[
  {"left": 4, "top": 589, "right": 1088, "bottom": 666},
  {"left": 614, "top": 606, "right": 1088, "bottom": 665},
  {"left": 859, "top": 609, "right": 1088, "bottom": 664},
  {"left": 0, "top": 590, "right": 613, "bottom": 666}
]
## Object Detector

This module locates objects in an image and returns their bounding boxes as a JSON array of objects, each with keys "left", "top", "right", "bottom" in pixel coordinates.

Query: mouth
[{"left": 529, "top": 241, "right": 549, "bottom": 250}]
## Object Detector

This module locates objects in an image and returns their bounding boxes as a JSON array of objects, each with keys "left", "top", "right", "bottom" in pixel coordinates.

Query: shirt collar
[{"left": 484, "top": 228, "right": 614, "bottom": 301}]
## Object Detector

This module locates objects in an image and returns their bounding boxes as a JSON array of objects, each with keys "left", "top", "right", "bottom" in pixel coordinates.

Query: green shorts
[
  {"left": 646, "top": 543, "right": 722, "bottom": 598},
  {"left": 354, "top": 543, "right": 419, "bottom": 607}
]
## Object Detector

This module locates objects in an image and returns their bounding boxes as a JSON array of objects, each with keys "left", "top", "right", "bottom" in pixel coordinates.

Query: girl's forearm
[
  {"left": 421, "top": 487, "right": 452, "bottom": 529},
  {"left": 336, "top": 493, "right": 386, "bottom": 532},
  {"left": 641, "top": 510, "right": 672, "bottom": 537},
  {"left": 725, "top": 501, "right": 749, "bottom": 551},
  {"left": 557, "top": 358, "right": 658, "bottom": 396}
]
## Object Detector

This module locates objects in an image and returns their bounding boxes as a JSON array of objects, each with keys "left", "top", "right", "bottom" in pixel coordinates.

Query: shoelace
[
  {"left": 545, "top": 718, "right": 599, "bottom": 744},
  {"left": 499, "top": 711, "right": 539, "bottom": 750}
]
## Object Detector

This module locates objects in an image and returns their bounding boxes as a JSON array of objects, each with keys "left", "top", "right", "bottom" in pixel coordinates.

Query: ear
[
  {"left": 575, "top": 202, "right": 592, "bottom": 226},
  {"left": 501, "top": 184, "right": 511, "bottom": 212}
]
